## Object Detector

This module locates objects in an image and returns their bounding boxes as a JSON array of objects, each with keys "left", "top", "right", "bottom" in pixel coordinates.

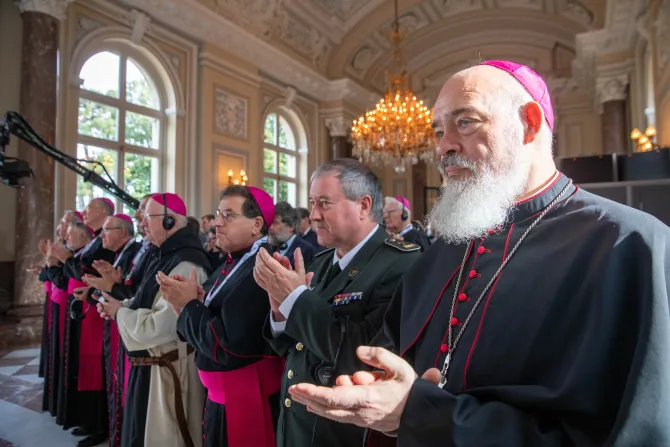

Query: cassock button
[
  {"left": 440, "top": 343, "right": 448, "bottom": 353},
  {"left": 287, "top": 370, "right": 294, "bottom": 379},
  {"left": 458, "top": 293, "right": 467, "bottom": 302},
  {"left": 469, "top": 270, "right": 477, "bottom": 278},
  {"left": 488, "top": 229, "right": 495, "bottom": 235},
  {"left": 296, "top": 342, "right": 304, "bottom": 351},
  {"left": 477, "top": 246, "right": 486, "bottom": 255},
  {"left": 284, "top": 398, "right": 292, "bottom": 408},
  {"left": 450, "top": 317, "right": 459, "bottom": 326}
]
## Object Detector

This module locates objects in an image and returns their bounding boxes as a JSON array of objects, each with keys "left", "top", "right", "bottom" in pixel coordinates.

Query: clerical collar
[
  {"left": 228, "top": 245, "right": 253, "bottom": 261},
  {"left": 93, "top": 227, "right": 102, "bottom": 237},
  {"left": 399, "top": 224, "right": 414, "bottom": 236},
  {"left": 508, "top": 172, "right": 575, "bottom": 223}
]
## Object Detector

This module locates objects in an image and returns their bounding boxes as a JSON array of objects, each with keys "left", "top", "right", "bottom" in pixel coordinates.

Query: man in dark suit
[
  {"left": 254, "top": 159, "right": 421, "bottom": 447},
  {"left": 383, "top": 196, "right": 431, "bottom": 251},
  {"left": 270, "top": 202, "right": 316, "bottom": 267},
  {"left": 297, "top": 206, "right": 325, "bottom": 252}
]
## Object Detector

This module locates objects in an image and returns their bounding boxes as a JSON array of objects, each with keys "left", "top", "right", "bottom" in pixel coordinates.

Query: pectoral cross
[{"left": 438, "top": 353, "right": 450, "bottom": 389}]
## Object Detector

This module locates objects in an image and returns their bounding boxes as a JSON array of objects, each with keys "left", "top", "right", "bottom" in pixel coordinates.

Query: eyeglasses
[
  {"left": 382, "top": 209, "right": 400, "bottom": 216},
  {"left": 101, "top": 227, "right": 122, "bottom": 233},
  {"left": 143, "top": 213, "right": 166, "bottom": 221},
  {"left": 215, "top": 209, "right": 242, "bottom": 222}
]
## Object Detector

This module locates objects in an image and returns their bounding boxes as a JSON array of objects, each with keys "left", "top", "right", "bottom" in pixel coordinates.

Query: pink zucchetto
[
  {"left": 73, "top": 211, "right": 84, "bottom": 222},
  {"left": 150, "top": 193, "right": 187, "bottom": 216},
  {"left": 97, "top": 197, "right": 116, "bottom": 214},
  {"left": 247, "top": 186, "right": 275, "bottom": 228},
  {"left": 479, "top": 60, "right": 554, "bottom": 132},
  {"left": 395, "top": 196, "right": 411, "bottom": 210}
]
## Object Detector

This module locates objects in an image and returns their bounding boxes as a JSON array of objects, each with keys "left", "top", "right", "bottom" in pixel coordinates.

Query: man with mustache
[{"left": 288, "top": 61, "right": 670, "bottom": 446}]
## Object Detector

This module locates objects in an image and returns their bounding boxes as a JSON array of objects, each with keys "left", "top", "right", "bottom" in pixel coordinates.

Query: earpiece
[
  {"left": 399, "top": 197, "right": 409, "bottom": 221},
  {"left": 161, "top": 192, "right": 175, "bottom": 230}
]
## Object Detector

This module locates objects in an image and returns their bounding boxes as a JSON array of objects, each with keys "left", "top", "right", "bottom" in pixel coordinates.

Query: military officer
[{"left": 254, "top": 158, "right": 421, "bottom": 447}]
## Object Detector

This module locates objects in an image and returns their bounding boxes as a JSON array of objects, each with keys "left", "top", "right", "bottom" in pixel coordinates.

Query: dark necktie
[{"left": 323, "top": 262, "right": 342, "bottom": 288}]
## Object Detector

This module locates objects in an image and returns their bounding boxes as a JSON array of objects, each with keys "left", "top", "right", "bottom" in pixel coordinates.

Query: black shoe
[
  {"left": 77, "top": 434, "right": 107, "bottom": 447},
  {"left": 71, "top": 427, "right": 89, "bottom": 437}
]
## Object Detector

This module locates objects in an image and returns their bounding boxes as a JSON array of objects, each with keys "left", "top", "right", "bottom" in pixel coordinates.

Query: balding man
[
  {"left": 83, "top": 213, "right": 141, "bottom": 447},
  {"left": 289, "top": 61, "right": 670, "bottom": 446},
  {"left": 50, "top": 199, "right": 116, "bottom": 446},
  {"left": 382, "top": 196, "right": 430, "bottom": 251},
  {"left": 98, "top": 193, "right": 211, "bottom": 447}
]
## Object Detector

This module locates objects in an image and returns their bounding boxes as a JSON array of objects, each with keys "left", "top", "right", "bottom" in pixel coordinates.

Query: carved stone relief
[
  {"left": 656, "top": 0, "right": 670, "bottom": 72},
  {"left": 213, "top": 87, "right": 248, "bottom": 139},
  {"left": 75, "top": 16, "right": 103, "bottom": 45},
  {"left": 561, "top": 1, "right": 594, "bottom": 29},
  {"left": 497, "top": 0, "right": 541, "bottom": 9},
  {"left": 15, "top": 0, "right": 75, "bottom": 20},
  {"left": 325, "top": 116, "right": 349, "bottom": 137},
  {"left": 596, "top": 74, "right": 628, "bottom": 104},
  {"left": 442, "top": 0, "right": 483, "bottom": 16}
]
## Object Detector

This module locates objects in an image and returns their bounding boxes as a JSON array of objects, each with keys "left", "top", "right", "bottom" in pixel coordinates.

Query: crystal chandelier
[{"left": 351, "top": 0, "right": 435, "bottom": 173}]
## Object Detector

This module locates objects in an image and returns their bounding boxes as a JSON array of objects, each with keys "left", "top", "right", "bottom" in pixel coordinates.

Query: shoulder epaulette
[
  {"left": 314, "top": 247, "right": 335, "bottom": 258},
  {"left": 384, "top": 238, "right": 420, "bottom": 252}
]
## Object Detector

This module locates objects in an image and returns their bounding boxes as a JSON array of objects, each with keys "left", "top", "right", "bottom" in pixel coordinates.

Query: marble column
[
  {"left": 5, "top": 1, "right": 65, "bottom": 347},
  {"left": 411, "top": 161, "right": 427, "bottom": 221},
  {"left": 597, "top": 74, "right": 629, "bottom": 154},
  {"left": 325, "top": 117, "right": 353, "bottom": 160}
]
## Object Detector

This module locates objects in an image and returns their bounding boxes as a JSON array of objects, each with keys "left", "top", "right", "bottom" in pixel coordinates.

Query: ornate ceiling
[{"left": 120, "top": 0, "right": 644, "bottom": 108}]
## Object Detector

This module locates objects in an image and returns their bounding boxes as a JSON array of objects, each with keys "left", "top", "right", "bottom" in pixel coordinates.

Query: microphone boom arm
[{"left": 0, "top": 111, "right": 140, "bottom": 210}]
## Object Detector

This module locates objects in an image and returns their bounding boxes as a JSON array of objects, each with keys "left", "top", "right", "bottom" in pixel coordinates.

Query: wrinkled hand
[
  {"left": 82, "top": 274, "right": 115, "bottom": 293},
  {"left": 92, "top": 260, "right": 123, "bottom": 284},
  {"left": 289, "top": 346, "right": 429, "bottom": 434},
  {"left": 156, "top": 268, "right": 199, "bottom": 312},
  {"left": 72, "top": 286, "right": 90, "bottom": 302},
  {"left": 52, "top": 241, "right": 72, "bottom": 262},
  {"left": 97, "top": 292, "right": 123, "bottom": 320},
  {"left": 254, "top": 247, "right": 308, "bottom": 303}
]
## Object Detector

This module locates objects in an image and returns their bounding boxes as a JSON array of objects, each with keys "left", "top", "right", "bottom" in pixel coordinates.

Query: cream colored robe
[{"left": 116, "top": 261, "right": 208, "bottom": 447}]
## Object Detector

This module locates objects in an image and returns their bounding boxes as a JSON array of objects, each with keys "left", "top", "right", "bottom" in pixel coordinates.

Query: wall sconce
[
  {"left": 630, "top": 126, "right": 658, "bottom": 152},
  {"left": 227, "top": 169, "right": 248, "bottom": 186}
]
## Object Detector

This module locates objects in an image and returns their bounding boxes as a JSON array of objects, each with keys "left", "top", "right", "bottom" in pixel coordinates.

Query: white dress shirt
[{"left": 270, "top": 224, "right": 379, "bottom": 335}]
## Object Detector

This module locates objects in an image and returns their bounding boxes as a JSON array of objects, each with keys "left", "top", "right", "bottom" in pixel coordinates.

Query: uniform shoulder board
[
  {"left": 314, "top": 247, "right": 335, "bottom": 258},
  {"left": 384, "top": 238, "right": 420, "bottom": 252}
]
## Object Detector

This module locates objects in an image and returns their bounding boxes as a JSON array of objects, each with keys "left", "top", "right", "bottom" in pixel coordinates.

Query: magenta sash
[
  {"left": 123, "top": 354, "right": 130, "bottom": 404},
  {"left": 68, "top": 278, "right": 104, "bottom": 391},
  {"left": 198, "top": 357, "right": 285, "bottom": 447}
]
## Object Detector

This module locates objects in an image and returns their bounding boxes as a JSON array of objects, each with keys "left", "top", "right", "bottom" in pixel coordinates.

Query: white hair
[{"left": 384, "top": 196, "right": 411, "bottom": 221}]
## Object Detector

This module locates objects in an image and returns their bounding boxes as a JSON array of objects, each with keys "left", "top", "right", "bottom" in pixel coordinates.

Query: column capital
[
  {"left": 596, "top": 74, "right": 629, "bottom": 104},
  {"left": 324, "top": 116, "right": 349, "bottom": 138},
  {"left": 14, "top": 0, "right": 74, "bottom": 21}
]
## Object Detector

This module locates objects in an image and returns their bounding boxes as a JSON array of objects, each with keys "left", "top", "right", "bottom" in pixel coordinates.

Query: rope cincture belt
[{"left": 129, "top": 345, "right": 196, "bottom": 447}]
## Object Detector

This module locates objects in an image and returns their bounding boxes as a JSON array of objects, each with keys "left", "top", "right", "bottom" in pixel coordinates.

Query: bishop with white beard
[{"left": 286, "top": 60, "right": 670, "bottom": 447}]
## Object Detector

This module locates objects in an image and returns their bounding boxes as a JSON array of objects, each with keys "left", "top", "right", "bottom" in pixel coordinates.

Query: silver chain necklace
[{"left": 438, "top": 180, "right": 573, "bottom": 389}]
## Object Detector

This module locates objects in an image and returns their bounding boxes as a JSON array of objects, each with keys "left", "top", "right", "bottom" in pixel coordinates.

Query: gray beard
[{"left": 426, "top": 140, "right": 531, "bottom": 245}]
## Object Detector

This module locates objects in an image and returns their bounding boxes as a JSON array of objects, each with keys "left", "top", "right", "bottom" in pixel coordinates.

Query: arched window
[
  {"left": 76, "top": 50, "right": 163, "bottom": 214},
  {"left": 263, "top": 112, "right": 301, "bottom": 206}
]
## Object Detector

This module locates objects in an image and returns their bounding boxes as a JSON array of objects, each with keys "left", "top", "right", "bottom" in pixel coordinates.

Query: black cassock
[
  {"left": 104, "top": 239, "right": 141, "bottom": 447},
  {"left": 371, "top": 173, "right": 670, "bottom": 446},
  {"left": 120, "top": 228, "right": 211, "bottom": 447},
  {"left": 57, "top": 231, "right": 115, "bottom": 432},
  {"left": 42, "top": 263, "right": 68, "bottom": 416},
  {"left": 177, "top": 242, "right": 282, "bottom": 447}
]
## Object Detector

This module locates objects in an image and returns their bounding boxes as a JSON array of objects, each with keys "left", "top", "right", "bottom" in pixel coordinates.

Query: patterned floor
[{"left": 0, "top": 347, "right": 105, "bottom": 447}]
